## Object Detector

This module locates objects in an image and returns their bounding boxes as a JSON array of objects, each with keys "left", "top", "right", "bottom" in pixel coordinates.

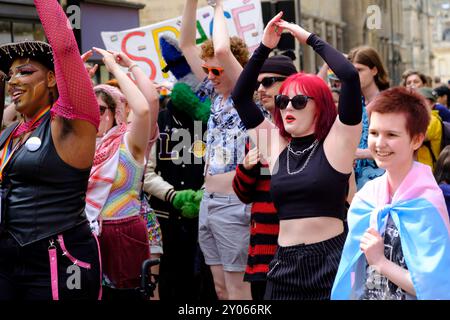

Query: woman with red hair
[{"left": 232, "top": 13, "right": 362, "bottom": 300}]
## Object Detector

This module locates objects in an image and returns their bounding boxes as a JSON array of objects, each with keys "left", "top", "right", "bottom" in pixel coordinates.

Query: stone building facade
[
  {"left": 432, "top": 0, "right": 450, "bottom": 84},
  {"left": 131, "top": 0, "right": 437, "bottom": 85},
  {"left": 132, "top": 0, "right": 347, "bottom": 74},
  {"left": 2, "top": 0, "right": 438, "bottom": 85},
  {"left": 342, "top": 0, "right": 434, "bottom": 86}
]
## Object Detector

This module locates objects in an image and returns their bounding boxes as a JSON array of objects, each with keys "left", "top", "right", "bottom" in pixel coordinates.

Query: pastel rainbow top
[{"left": 101, "top": 138, "right": 145, "bottom": 219}]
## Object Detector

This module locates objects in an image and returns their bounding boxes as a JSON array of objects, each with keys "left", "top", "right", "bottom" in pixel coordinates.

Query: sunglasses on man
[
  {"left": 201, "top": 65, "right": 224, "bottom": 77},
  {"left": 274, "top": 94, "right": 314, "bottom": 110},
  {"left": 256, "top": 76, "right": 286, "bottom": 89}
]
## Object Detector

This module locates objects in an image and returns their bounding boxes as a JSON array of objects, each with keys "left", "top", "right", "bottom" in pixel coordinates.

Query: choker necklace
[{"left": 287, "top": 139, "right": 319, "bottom": 175}]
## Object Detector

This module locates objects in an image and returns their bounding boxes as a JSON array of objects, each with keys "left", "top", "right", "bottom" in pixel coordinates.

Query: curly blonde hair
[{"left": 200, "top": 36, "right": 249, "bottom": 67}]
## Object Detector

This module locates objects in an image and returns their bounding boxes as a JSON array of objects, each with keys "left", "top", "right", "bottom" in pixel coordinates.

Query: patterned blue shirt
[{"left": 197, "top": 78, "right": 247, "bottom": 176}]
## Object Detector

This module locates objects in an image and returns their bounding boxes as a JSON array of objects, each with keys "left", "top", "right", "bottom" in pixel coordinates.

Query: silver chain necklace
[{"left": 286, "top": 139, "right": 319, "bottom": 175}]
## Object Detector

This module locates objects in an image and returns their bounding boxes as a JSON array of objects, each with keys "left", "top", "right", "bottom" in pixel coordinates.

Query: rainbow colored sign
[{"left": 101, "top": 0, "right": 264, "bottom": 83}]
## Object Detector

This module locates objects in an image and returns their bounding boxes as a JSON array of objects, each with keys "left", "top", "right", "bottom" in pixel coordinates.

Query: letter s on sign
[{"left": 121, "top": 31, "right": 157, "bottom": 80}]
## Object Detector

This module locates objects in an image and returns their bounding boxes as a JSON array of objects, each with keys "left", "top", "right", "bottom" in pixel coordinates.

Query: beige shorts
[{"left": 198, "top": 191, "right": 251, "bottom": 272}]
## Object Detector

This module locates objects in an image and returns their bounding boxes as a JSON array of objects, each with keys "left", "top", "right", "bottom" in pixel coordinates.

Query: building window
[
  {"left": 0, "top": 21, "right": 12, "bottom": 43},
  {"left": 444, "top": 28, "right": 450, "bottom": 41},
  {"left": 12, "top": 22, "right": 34, "bottom": 42},
  {"left": 0, "top": 20, "right": 46, "bottom": 43}
]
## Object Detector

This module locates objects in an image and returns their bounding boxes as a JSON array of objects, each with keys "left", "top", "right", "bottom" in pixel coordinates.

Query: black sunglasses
[
  {"left": 256, "top": 76, "right": 286, "bottom": 89},
  {"left": 275, "top": 94, "right": 314, "bottom": 110}
]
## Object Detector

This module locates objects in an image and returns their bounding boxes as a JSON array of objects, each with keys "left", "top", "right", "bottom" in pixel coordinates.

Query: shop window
[
  {"left": 12, "top": 22, "right": 34, "bottom": 42},
  {"left": 0, "top": 21, "right": 12, "bottom": 43}
]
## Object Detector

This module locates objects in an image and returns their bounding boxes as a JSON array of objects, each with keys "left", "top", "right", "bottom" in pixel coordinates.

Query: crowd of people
[{"left": 0, "top": 0, "right": 449, "bottom": 300}]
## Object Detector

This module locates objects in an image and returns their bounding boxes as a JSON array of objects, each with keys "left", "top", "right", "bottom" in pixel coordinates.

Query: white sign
[{"left": 101, "top": 0, "right": 264, "bottom": 83}]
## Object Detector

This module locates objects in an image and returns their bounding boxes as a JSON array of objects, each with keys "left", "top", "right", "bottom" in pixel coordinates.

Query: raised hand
[
  {"left": 92, "top": 47, "right": 119, "bottom": 74},
  {"left": 276, "top": 20, "right": 312, "bottom": 44},
  {"left": 262, "top": 11, "right": 284, "bottom": 49},
  {"left": 81, "top": 50, "right": 98, "bottom": 78},
  {"left": 243, "top": 147, "right": 260, "bottom": 170},
  {"left": 111, "top": 51, "right": 135, "bottom": 69}
]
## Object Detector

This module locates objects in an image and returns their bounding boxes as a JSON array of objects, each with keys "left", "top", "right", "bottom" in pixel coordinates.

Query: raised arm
[
  {"left": 94, "top": 47, "right": 151, "bottom": 163},
  {"left": 34, "top": 0, "right": 99, "bottom": 129},
  {"left": 211, "top": 0, "right": 243, "bottom": 84},
  {"left": 179, "top": 0, "right": 205, "bottom": 81},
  {"left": 304, "top": 33, "right": 361, "bottom": 125},
  {"left": 113, "top": 52, "right": 159, "bottom": 141},
  {"left": 277, "top": 22, "right": 361, "bottom": 126},
  {"left": 231, "top": 12, "right": 287, "bottom": 169},
  {"left": 278, "top": 20, "right": 362, "bottom": 174},
  {"left": 230, "top": 42, "right": 270, "bottom": 127}
]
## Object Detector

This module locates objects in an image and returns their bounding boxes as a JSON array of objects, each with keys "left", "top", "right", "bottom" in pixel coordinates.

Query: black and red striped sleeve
[{"left": 233, "top": 163, "right": 261, "bottom": 204}]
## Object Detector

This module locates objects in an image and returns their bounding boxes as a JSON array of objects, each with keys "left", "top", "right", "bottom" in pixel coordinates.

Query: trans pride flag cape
[{"left": 332, "top": 162, "right": 450, "bottom": 300}]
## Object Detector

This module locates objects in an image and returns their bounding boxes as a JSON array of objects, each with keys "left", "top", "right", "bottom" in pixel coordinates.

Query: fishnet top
[{"left": 35, "top": 0, "right": 99, "bottom": 129}]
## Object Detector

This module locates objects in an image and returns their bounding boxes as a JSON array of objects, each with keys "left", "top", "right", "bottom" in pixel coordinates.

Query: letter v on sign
[{"left": 196, "top": 21, "right": 208, "bottom": 45}]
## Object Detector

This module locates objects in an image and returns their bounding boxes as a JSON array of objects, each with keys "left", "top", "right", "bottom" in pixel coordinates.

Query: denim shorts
[{"left": 198, "top": 191, "right": 251, "bottom": 272}]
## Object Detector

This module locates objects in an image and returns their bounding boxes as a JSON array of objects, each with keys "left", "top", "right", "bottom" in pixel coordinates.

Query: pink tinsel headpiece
[{"left": 94, "top": 84, "right": 127, "bottom": 125}]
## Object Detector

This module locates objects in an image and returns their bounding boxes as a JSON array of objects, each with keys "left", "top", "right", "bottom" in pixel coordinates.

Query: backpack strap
[{"left": 423, "top": 140, "right": 438, "bottom": 164}]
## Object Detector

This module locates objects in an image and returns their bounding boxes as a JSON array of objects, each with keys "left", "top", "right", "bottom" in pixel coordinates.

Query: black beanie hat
[{"left": 260, "top": 55, "right": 297, "bottom": 76}]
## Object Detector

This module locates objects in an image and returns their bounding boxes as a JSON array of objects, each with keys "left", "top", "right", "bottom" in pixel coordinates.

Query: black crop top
[
  {"left": 231, "top": 33, "right": 362, "bottom": 221},
  {"left": 270, "top": 135, "right": 350, "bottom": 221}
]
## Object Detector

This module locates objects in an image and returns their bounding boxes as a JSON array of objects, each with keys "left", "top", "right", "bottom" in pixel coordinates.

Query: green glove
[
  {"left": 170, "top": 82, "right": 211, "bottom": 124},
  {"left": 172, "top": 189, "right": 204, "bottom": 219}
]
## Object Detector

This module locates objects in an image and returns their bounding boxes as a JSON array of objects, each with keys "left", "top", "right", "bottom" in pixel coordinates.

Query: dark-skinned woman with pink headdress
[{"left": 0, "top": 0, "right": 100, "bottom": 300}]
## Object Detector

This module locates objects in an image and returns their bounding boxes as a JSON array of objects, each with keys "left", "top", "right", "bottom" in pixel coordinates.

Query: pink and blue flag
[{"left": 331, "top": 162, "right": 450, "bottom": 300}]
